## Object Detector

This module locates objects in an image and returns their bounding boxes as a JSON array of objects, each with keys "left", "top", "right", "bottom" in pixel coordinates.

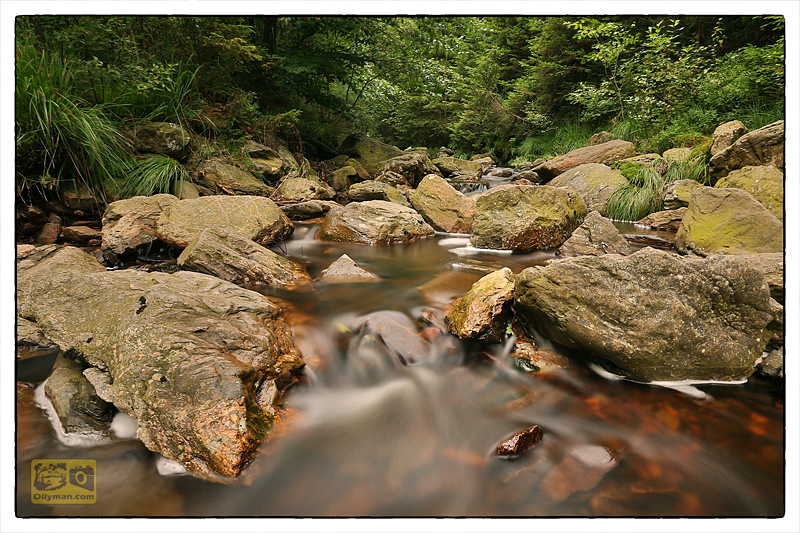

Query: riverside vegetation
[{"left": 15, "top": 15, "right": 785, "bottom": 516}]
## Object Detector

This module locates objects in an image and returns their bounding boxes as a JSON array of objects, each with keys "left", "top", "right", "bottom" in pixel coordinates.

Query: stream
[{"left": 15, "top": 195, "right": 784, "bottom": 518}]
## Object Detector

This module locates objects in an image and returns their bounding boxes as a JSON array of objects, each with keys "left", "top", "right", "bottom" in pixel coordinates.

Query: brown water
[{"left": 16, "top": 223, "right": 785, "bottom": 517}]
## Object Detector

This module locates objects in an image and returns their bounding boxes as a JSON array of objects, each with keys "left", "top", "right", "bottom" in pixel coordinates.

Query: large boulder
[
  {"left": 445, "top": 267, "right": 515, "bottom": 343},
  {"left": 132, "top": 122, "right": 191, "bottom": 158},
  {"left": 347, "top": 180, "right": 410, "bottom": 206},
  {"left": 709, "top": 120, "right": 784, "bottom": 183},
  {"left": 408, "top": 174, "right": 475, "bottom": 234},
  {"left": 469, "top": 185, "right": 587, "bottom": 251},
  {"left": 663, "top": 179, "right": 703, "bottom": 210},
  {"left": 101, "top": 194, "right": 179, "bottom": 263},
  {"left": 277, "top": 177, "right": 335, "bottom": 202},
  {"left": 177, "top": 227, "right": 311, "bottom": 287},
  {"left": 514, "top": 247, "right": 780, "bottom": 381},
  {"left": 533, "top": 140, "right": 636, "bottom": 182},
  {"left": 155, "top": 195, "right": 293, "bottom": 248},
  {"left": 556, "top": 211, "right": 631, "bottom": 257},
  {"left": 714, "top": 165, "right": 783, "bottom": 222},
  {"left": 380, "top": 152, "right": 441, "bottom": 186},
  {"left": 547, "top": 163, "right": 628, "bottom": 216},
  {"left": 17, "top": 245, "right": 304, "bottom": 481},
  {"left": 197, "top": 160, "right": 274, "bottom": 197},
  {"left": 715, "top": 252, "right": 784, "bottom": 304},
  {"left": 317, "top": 200, "right": 434, "bottom": 245},
  {"left": 710, "top": 120, "right": 748, "bottom": 157},
  {"left": 339, "top": 134, "right": 404, "bottom": 175},
  {"left": 431, "top": 156, "right": 483, "bottom": 180},
  {"left": 675, "top": 187, "right": 783, "bottom": 256}
]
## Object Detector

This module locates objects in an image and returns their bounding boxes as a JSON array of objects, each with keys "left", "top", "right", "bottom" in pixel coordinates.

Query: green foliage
[
  {"left": 117, "top": 155, "right": 188, "bottom": 198},
  {"left": 15, "top": 30, "right": 131, "bottom": 202}
]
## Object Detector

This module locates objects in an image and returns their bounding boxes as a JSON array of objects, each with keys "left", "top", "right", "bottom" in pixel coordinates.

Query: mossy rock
[{"left": 714, "top": 165, "right": 783, "bottom": 222}]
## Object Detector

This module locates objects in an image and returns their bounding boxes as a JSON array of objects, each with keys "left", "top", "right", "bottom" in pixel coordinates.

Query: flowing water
[{"left": 16, "top": 201, "right": 784, "bottom": 518}]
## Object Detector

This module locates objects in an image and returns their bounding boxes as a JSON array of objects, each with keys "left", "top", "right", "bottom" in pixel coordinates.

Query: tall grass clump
[
  {"left": 15, "top": 33, "right": 130, "bottom": 203},
  {"left": 117, "top": 155, "right": 188, "bottom": 198}
]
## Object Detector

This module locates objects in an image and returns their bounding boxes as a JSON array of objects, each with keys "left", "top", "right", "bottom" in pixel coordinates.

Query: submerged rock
[
  {"left": 469, "top": 184, "right": 587, "bottom": 252},
  {"left": 408, "top": 174, "right": 475, "bottom": 234},
  {"left": 548, "top": 163, "right": 628, "bottom": 216},
  {"left": 101, "top": 194, "right": 179, "bottom": 263},
  {"left": 177, "top": 227, "right": 311, "bottom": 287},
  {"left": 533, "top": 140, "right": 636, "bottom": 182},
  {"left": 514, "top": 247, "right": 780, "bottom": 382},
  {"left": 542, "top": 446, "right": 620, "bottom": 503},
  {"left": 155, "top": 195, "right": 293, "bottom": 249},
  {"left": 675, "top": 187, "right": 783, "bottom": 256},
  {"left": 495, "top": 425, "right": 543, "bottom": 456},
  {"left": 18, "top": 245, "right": 304, "bottom": 481},
  {"left": 445, "top": 267, "right": 515, "bottom": 343},
  {"left": 317, "top": 200, "right": 434, "bottom": 245},
  {"left": 556, "top": 211, "right": 631, "bottom": 258}
]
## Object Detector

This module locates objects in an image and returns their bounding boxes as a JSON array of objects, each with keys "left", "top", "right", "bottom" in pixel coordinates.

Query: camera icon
[{"left": 68, "top": 465, "right": 95, "bottom": 491}]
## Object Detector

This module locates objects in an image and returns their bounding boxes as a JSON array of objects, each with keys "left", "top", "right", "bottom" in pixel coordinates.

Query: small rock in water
[{"left": 495, "top": 424, "right": 543, "bottom": 456}]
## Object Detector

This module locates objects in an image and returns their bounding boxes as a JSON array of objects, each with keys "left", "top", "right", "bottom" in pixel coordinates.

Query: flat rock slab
[
  {"left": 177, "top": 227, "right": 311, "bottom": 287},
  {"left": 18, "top": 245, "right": 304, "bottom": 481},
  {"left": 534, "top": 140, "right": 636, "bottom": 181},
  {"left": 317, "top": 200, "right": 434, "bottom": 245},
  {"left": 155, "top": 195, "right": 293, "bottom": 249},
  {"left": 514, "top": 247, "right": 779, "bottom": 382}
]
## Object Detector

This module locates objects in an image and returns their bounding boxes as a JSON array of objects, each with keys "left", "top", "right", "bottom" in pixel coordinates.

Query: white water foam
[
  {"left": 155, "top": 456, "right": 188, "bottom": 476},
  {"left": 448, "top": 245, "right": 513, "bottom": 256},
  {"left": 109, "top": 412, "right": 138, "bottom": 439},
  {"left": 437, "top": 237, "right": 471, "bottom": 247}
]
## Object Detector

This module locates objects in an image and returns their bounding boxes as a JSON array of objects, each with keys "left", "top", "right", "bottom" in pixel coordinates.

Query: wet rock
[
  {"left": 709, "top": 120, "right": 784, "bottom": 183},
  {"left": 318, "top": 200, "right": 434, "bottom": 245},
  {"left": 18, "top": 245, "right": 305, "bottom": 481},
  {"left": 132, "top": 122, "right": 191, "bottom": 158},
  {"left": 35, "top": 213, "right": 63, "bottom": 245},
  {"left": 361, "top": 313, "right": 431, "bottom": 364},
  {"left": 445, "top": 268, "right": 514, "bottom": 343},
  {"left": 542, "top": 445, "right": 619, "bottom": 503},
  {"left": 155, "top": 195, "right": 293, "bottom": 248},
  {"left": 321, "top": 254, "right": 379, "bottom": 283},
  {"left": 676, "top": 187, "right": 783, "bottom": 256},
  {"left": 339, "top": 133, "right": 405, "bottom": 175},
  {"left": 710, "top": 120, "right": 748, "bottom": 157},
  {"left": 469, "top": 184, "right": 587, "bottom": 252},
  {"left": 432, "top": 156, "right": 483, "bottom": 180},
  {"left": 101, "top": 194, "right": 181, "bottom": 262},
  {"left": 511, "top": 340, "right": 570, "bottom": 372},
  {"left": 347, "top": 180, "right": 410, "bottom": 206},
  {"left": 533, "top": 140, "right": 636, "bottom": 182},
  {"left": 280, "top": 199, "right": 341, "bottom": 220},
  {"left": 557, "top": 211, "right": 631, "bottom": 258},
  {"left": 714, "top": 165, "right": 783, "bottom": 222},
  {"left": 277, "top": 177, "right": 335, "bottom": 202},
  {"left": 44, "top": 353, "right": 115, "bottom": 433},
  {"left": 663, "top": 179, "right": 703, "bottom": 210},
  {"left": 636, "top": 208, "right": 687, "bottom": 231},
  {"left": 495, "top": 425, "right": 543, "bottom": 456},
  {"left": 757, "top": 348, "right": 783, "bottom": 379},
  {"left": 380, "top": 151, "right": 441, "bottom": 186},
  {"left": 197, "top": 160, "right": 274, "bottom": 197},
  {"left": 514, "top": 247, "right": 780, "bottom": 381},
  {"left": 177, "top": 227, "right": 311, "bottom": 287},
  {"left": 408, "top": 174, "right": 475, "bottom": 233},
  {"left": 547, "top": 164, "right": 628, "bottom": 217}
]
